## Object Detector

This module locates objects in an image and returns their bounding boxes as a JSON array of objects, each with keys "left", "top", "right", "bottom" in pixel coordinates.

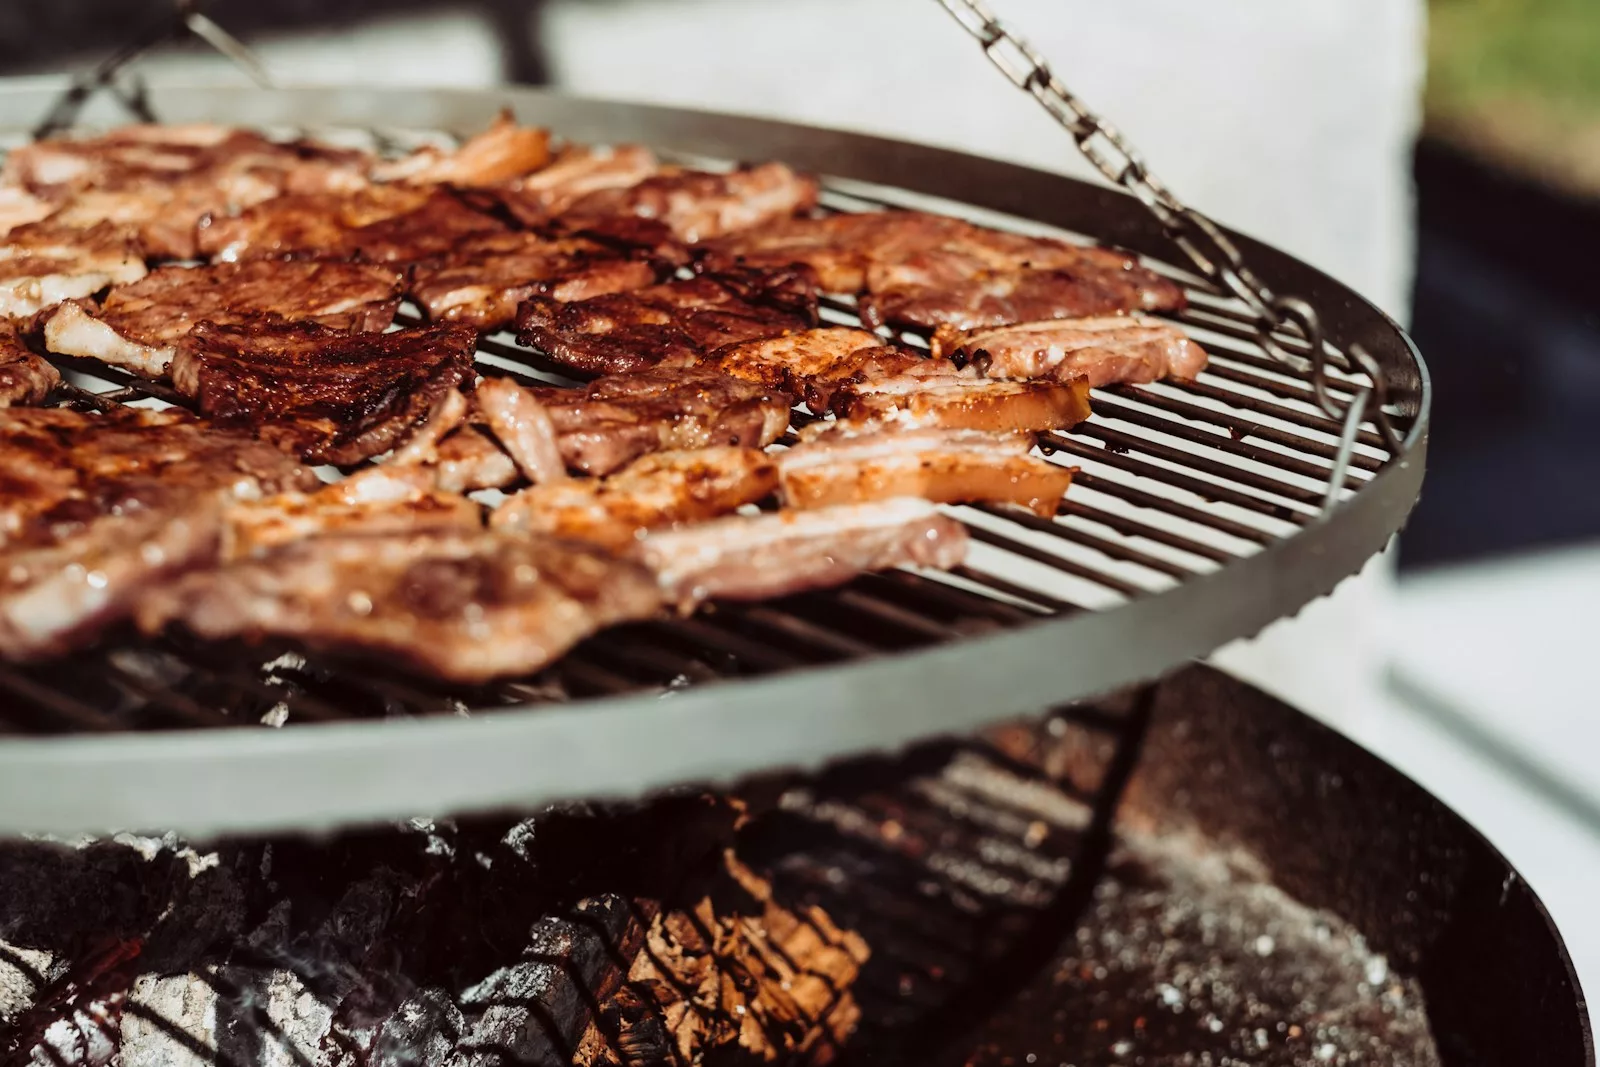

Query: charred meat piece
[
  {"left": 0, "top": 221, "right": 146, "bottom": 319},
  {"left": 224, "top": 467, "right": 483, "bottom": 560},
  {"left": 43, "top": 259, "right": 403, "bottom": 379},
  {"left": 633, "top": 497, "right": 969, "bottom": 608},
  {"left": 559, "top": 162, "right": 819, "bottom": 244},
  {"left": 197, "top": 184, "right": 433, "bottom": 262},
  {"left": 931, "top": 315, "right": 1209, "bottom": 387},
  {"left": 698, "top": 210, "right": 943, "bottom": 292},
  {"left": 171, "top": 321, "right": 478, "bottom": 465},
  {"left": 493, "top": 447, "right": 779, "bottom": 548},
  {"left": 370, "top": 112, "right": 551, "bottom": 187},
  {"left": 0, "top": 407, "right": 317, "bottom": 657},
  {"left": 409, "top": 231, "right": 663, "bottom": 330},
  {"left": 338, "top": 187, "right": 510, "bottom": 264},
  {"left": 698, "top": 326, "right": 934, "bottom": 411},
  {"left": 137, "top": 529, "right": 665, "bottom": 683},
  {"left": 782, "top": 425, "right": 1074, "bottom": 517},
  {"left": 492, "top": 144, "right": 660, "bottom": 224},
  {"left": 544, "top": 367, "right": 794, "bottom": 475},
  {"left": 516, "top": 268, "right": 819, "bottom": 376},
  {"left": 0, "top": 320, "right": 60, "bottom": 407},
  {"left": 833, "top": 373, "right": 1093, "bottom": 433}
]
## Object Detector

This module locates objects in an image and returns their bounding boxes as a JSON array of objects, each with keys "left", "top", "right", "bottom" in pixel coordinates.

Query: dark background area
[{"left": 8, "top": 3, "right": 1599, "bottom": 574}]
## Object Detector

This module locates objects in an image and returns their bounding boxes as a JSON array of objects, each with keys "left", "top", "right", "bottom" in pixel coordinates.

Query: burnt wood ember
[
  {"left": 516, "top": 268, "right": 820, "bottom": 376},
  {"left": 137, "top": 528, "right": 666, "bottom": 683},
  {"left": 0, "top": 320, "right": 59, "bottom": 407},
  {"left": 409, "top": 231, "right": 664, "bottom": 331},
  {"left": 781, "top": 426, "right": 1074, "bottom": 517},
  {"left": 632, "top": 497, "right": 970, "bottom": 609},
  {"left": 170, "top": 321, "right": 477, "bottom": 466},
  {"left": 557, "top": 162, "right": 820, "bottom": 244},
  {"left": 0, "top": 221, "right": 146, "bottom": 319},
  {"left": 492, "top": 447, "right": 779, "bottom": 548},
  {"left": 42, "top": 259, "right": 404, "bottom": 380},
  {"left": 931, "top": 316, "right": 1209, "bottom": 388},
  {"left": 0, "top": 407, "right": 317, "bottom": 658}
]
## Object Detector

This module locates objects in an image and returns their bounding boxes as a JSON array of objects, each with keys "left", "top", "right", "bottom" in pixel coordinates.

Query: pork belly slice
[
  {"left": 42, "top": 259, "right": 403, "bottom": 379},
  {"left": 369, "top": 112, "right": 551, "bottom": 187},
  {"left": 0, "top": 187, "right": 55, "bottom": 237},
  {"left": 137, "top": 529, "right": 665, "bottom": 683},
  {"left": 833, "top": 373, "right": 1093, "bottom": 433},
  {"left": 493, "top": 447, "right": 779, "bottom": 548},
  {"left": 171, "top": 321, "right": 478, "bottom": 465},
  {"left": 698, "top": 326, "right": 940, "bottom": 411},
  {"left": 0, "top": 320, "right": 59, "bottom": 407},
  {"left": 338, "top": 187, "right": 511, "bottom": 264},
  {"left": 632, "top": 497, "right": 968, "bottom": 608},
  {"left": 932, "top": 315, "right": 1209, "bottom": 387},
  {"left": 780, "top": 426, "right": 1074, "bottom": 517},
  {"left": 473, "top": 375, "right": 569, "bottom": 486},
  {"left": 698, "top": 210, "right": 948, "bottom": 293},
  {"left": 223, "top": 467, "right": 483, "bottom": 560},
  {"left": 492, "top": 144, "right": 660, "bottom": 224},
  {"left": 516, "top": 267, "right": 819, "bottom": 376},
  {"left": 0, "top": 221, "right": 147, "bottom": 319},
  {"left": 409, "top": 231, "right": 663, "bottom": 330},
  {"left": 197, "top": 183, "right": 433, "bottom": 261},
  {"left": 0, "top": 407, "right": 318, "bottom": 657},
  {"left": 558, "top": 162, "right": 819, "bottom": 244}
]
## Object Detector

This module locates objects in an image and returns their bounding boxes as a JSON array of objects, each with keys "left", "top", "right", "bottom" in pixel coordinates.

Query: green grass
[{"left": 1428, "top": 0, "right": 1600, "bottom": 120}]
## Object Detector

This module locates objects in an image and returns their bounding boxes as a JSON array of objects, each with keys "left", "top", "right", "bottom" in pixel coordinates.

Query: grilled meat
[
  {"left": 633, "top": 497, "right": 969, "bottom": 608},
  {"left": 338, "top": 187, "right": 510, "bottom": 264},
  {"left": 493, "top": 447, "right": 779, "bottom": 548},
  {"left": 171, "top": 321, "right": 478, "bottom": 465},
  {"left": 0, "top": 187, "right": 55, "bottom": 237},
  {"left": 781, "top": 425, "right": 1074, "bottom": 516},
  {"left": 861, "top": 261, "right": 1161, "bottom": 332},
  {"left": 833, "top": 373, "right": 1093, "bottom": 433},
  {"left": 559, "top": 162, "right": 819, "bottom": 244},
  {"left": 698, "top": 211, "right": 925, "bottom": 292},
  {"left": 544, "top": 367, "right": 794, "bottom": 475},
  {"left": 931, "top": 315, "right": 1209, "bottom": 387},
  {"left": 370, "top": 112, "right": 551, "bottom": 187},
  {"left": 224, "top": 467, "right": 483, "bottom": 560},
  {"left": 432, "top": 425, "right": 520, "bottom": 493},
  {"left": 409, "top": 231, "right": 663, "bottom": 330},
  {"left": 137, "top": 529, "right": 665, "bottom": 683},
  {"left": 493, "top": 144, "right": 660, "bottom": 224},
  {"left": 516, "top": 267, "right": 819, "bottom": 376},
  {"left": 197, "top": 184, "right": 433, "bottom": 262},
  {"left": 473, "top": 376, "right": 569, "bottom": 486},
  {"left": 696, "top": 326, "right": 931, "bottom": 411},
  {"left": 0, "top": 320, "right": 59, "bottom": 407},
  {"left": 43, "top": 259, "right": 403, "bottom": 379},
  {"left": 0, "top": 407, "right": 317, "bottom": 657},
  {"left": 0, "top": 221, "right": 146, "bottom": 319}
]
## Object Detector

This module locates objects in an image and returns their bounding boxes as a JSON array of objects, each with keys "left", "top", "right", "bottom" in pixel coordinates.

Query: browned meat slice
[
  {"left": 492, "top": 144, "right": 660, "bottom": 224},
  {"left": 0, "top": 320, "right": 59, "bottom": 407},
  {"left": 42, "top": 259, "right": 403, "bottom": 379},
  {"left": 432, "top": 425, "right": 520, "bottom": 492},
  {"left": 697, "top": 326, "right": 936, "bottom": 411},
  {"left": 493, "top": 447, "right": 779, "bottom": 548},
  {"left": 931, "top": 315, "right": 1209, "bottom": 386},
  {"left": 224, "top": 467, "right": 483, "bottom": 560},
  {"left": 633, "top": 497, "right": 968, "bottom": 608},
  {"left": 338, "top": 187, "right": 510, "bottom": 264},
  {"left": 781, "top": 425, "right": 1074, "bottom": 517},
  {"left": 516, "top": 267, "right": 819, "bottom": 376},
  {"left": 409, "top": 231, "right": 663, "bottom": 330},
  {"left": 699, "top": 210, "right": 963, "bottom": 293},
  {"left": 544, "top": 367, "right": 794, "bottom": 475},
  {"left": 472, "top": 375, "right": 569, "bottom": 486},
  {"left": 0, "top": 187, "right": 55, "bottom": 237},
  {"left": 197, "top": 184, "right": 433, "bottom": 262},
  {"left": 0, "top": 407, "right": 317, "bottom": 657},
  {"left": 136, "top": 529, "right": 665, "bottom": 683},
  {"left": 170, "top": 321, "right": 478, "bottom": 465},
  {"left": 0, "top": 221, "right": 146, "bottom": 319},
  {"left": 369, "top": 112, "right": 551, "bottom": 187},
  {"left": 833, "top": 373, "right": 1093, "bottom": 433},
  {"left": 558, "top": 162, "right": 819, "bottom": 244}
]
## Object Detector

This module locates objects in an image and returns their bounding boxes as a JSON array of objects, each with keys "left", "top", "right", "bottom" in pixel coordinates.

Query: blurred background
[{"left": 2, "top": 0, "right": 1597, "bottom": 986}]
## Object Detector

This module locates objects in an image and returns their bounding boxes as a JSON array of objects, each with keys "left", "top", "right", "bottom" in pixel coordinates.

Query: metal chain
[{"left": 935, "top": 0, "right": 1405, "bottom": 477}]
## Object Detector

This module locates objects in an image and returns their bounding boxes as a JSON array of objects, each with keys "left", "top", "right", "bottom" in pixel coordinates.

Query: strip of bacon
[{"left": 831, "top": 374, "right": 1092, "bottom": 434}]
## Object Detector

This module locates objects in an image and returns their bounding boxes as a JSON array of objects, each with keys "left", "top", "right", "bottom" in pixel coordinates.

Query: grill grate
[{"left": 0, "top": 124, "right": 1405, "bottom": 740}]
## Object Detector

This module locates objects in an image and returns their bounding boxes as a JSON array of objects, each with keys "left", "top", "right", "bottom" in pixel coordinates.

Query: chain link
[{"left": 935, "top": 0, "right": 1404, "bottom": 467}]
